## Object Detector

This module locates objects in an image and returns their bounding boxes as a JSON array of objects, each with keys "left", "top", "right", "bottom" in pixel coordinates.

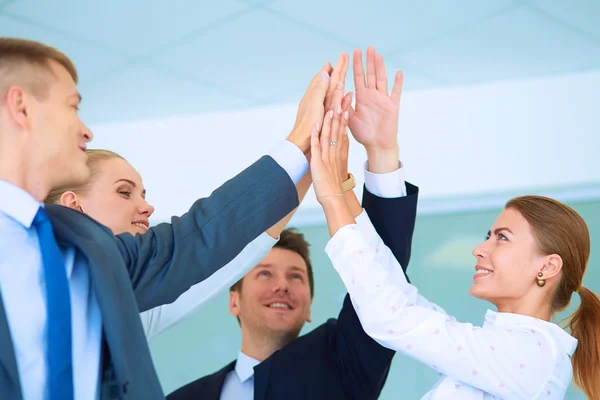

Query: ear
[
  {"left": 306, "top": 305, "right": 312, "bottom": 323},
  {"left": 539, "top": 254, "right": 563, "bottom": 280},
  {"left": 60, "top": 191, "right": 83, "bottom": 212},
  {"left": 5, "top": 86, "right": 31, "bottom": 130},
  {"left": 229, "top": 290, "right": 241, "bottom": 318}
]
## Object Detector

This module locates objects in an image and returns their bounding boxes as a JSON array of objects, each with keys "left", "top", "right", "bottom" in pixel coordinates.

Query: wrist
[
  {"left": 318, "top": 194, "right": 347, "bottom": 209},
  {"left": 286, "top": 134, "right": 309, "bottom": 155},
  {"left": 366, "top": 145, "right": 400, "bottom": 174}
]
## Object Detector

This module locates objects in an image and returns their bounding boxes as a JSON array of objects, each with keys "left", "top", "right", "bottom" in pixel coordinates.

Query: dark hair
[
  {"left": 506, "top": 195, "right": 600, "bottom": 399},
  {"left": 230, "top": 228, "right": 314, "bottom": 298}
]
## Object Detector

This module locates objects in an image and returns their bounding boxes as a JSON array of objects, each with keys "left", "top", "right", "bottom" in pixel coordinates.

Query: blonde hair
[
  {"left": 45, "top": 149, "right": 124, "bottom": 204},
  {"left": 0, "top": 37, "right": 78, "bottom": 101}
]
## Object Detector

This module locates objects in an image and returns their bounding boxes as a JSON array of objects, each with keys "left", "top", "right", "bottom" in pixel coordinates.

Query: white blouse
[{"left": 324, "top": 215, "right": 578, "bottom": 399}]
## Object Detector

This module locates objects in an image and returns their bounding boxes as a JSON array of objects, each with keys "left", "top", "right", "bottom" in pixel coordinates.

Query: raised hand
[
  {"left": 310, "top": 96, "right": 356, "bottom": 236},
  {"left": 287, "top": 63, "right": 333, "bottom": 154},
  {"left": 322, "top": 52, "right": 353, "bottom": 182},
  {"left": 310, "top": 95, "right": 351, "bottom": 203},
  {"left": 337, "top": 92, "right": 353, "bottom": 181},
  {"left": 324, "top": 53, "right": 349, "bottom": 111},
  {"left": 348, "top": 47, "right": 404, "bottom": 170}
]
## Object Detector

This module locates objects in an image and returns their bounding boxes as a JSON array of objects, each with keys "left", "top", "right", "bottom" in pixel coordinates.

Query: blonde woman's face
[{"left": 76, "top": 158, "right": 154, "bottom": 235}]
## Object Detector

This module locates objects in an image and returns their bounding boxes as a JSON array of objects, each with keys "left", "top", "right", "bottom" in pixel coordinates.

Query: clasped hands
[{"left": 286, "top": 46, "right": 405, "bottom": 205}]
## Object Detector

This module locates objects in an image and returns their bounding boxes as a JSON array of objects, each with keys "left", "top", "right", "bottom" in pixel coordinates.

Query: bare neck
[
  {"left": 239, "top": 327, "right": 299, "bottom": 362},
  {"left": 494, "top": 293, "right": 553, "bottom": 322},
  {"left": 0, "top": 141, "right": 50, "bottom": 202}
]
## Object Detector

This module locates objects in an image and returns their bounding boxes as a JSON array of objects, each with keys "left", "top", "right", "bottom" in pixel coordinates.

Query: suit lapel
[
  {"left": 47, "top": 206, "right": 132, "bottom": 390},
  {"left": 253, "top": 357, "right": 272, "bottom": 400},
  {"left": 0, "top": 292, "right": 22, "bottom": 399},
  {"left": 204, "top": 361, "right": 235, "bottom": 400}
]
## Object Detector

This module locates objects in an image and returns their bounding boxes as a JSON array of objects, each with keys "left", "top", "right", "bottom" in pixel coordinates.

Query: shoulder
[
  {"left": 276, "top": 318, "right": 339, "bottom": 356},
  {"left": 45, "top": 203, "right": 113, "bottom": 236},
  {"left": 168, "top": 361, "right": 235, "bottom": 398}
]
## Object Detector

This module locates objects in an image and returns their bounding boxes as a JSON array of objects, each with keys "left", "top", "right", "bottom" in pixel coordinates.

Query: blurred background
[{"left": 2, "top": 0, "right": 598, "bottom": 398}]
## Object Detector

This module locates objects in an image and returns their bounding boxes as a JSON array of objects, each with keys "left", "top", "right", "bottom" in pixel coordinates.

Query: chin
[
  {"left": 469, "top": 284, "right": 487, "bottom": 300},
  {"left": 70, "top": 164, "right": 91, "bottom": 185},
  {"left": 130, "top": 226, "right": 148, "bottom": 235},
  {"left": 266, "top": 319, "right": 304, "bottom": 336}
]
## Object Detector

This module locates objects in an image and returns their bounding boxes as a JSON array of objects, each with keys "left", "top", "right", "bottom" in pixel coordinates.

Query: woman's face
[
  {"left": 69, "top": 157, "right": 154, "bottom": 235},
  {"left": 470, "top": 208, "right": 550, "bottom": 308}
]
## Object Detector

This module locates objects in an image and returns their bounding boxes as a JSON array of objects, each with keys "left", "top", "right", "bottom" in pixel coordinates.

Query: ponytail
[{"left": 567, "top": 286, "right": 600, "bottom": 399}]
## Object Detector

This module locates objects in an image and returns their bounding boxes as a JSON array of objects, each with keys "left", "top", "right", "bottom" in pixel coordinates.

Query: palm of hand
[{"left": 349, "top": 91, "right": 399, "bottom": 149}]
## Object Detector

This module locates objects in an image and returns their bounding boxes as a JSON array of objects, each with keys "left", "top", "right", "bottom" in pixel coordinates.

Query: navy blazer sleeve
[
  {"left": 114, "top": 156, "right": 299, "bottom": 312},
  {"left": 334, "top": 182, "right": 419, "bottom": 399}
]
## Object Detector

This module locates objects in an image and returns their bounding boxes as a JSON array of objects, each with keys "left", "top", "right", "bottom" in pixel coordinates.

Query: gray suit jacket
[{"left": 0, "top": 155, "right": 298, "bottom": 400}]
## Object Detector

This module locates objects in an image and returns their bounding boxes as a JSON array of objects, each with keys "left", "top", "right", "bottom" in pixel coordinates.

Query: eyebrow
[
  {"left": 114, "top": 179, "right": 146, "bottom": 196},
  {"left": 488, "top": 227, "right": 514, "bottom": 236},
  {"left": 256, "top": 264, "right": 307, "bottom": 274}
]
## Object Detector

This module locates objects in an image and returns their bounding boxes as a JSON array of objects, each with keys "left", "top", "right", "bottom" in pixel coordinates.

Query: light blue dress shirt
[
  {"left": 0, "top": 180, "right": 103, "bottom": 400},
  {"left": 0, "top": 141, "right": 306, "bottom": 399},
  {"left": 220, "top": 351, "right": 260, "bottom": 400}
]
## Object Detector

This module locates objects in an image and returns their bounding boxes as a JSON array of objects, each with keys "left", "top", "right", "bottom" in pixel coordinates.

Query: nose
[
  {"left": 472, "top": 239, "right": 490, "bottom": 260},
  {"left": 82, "top": 124, "right": 93, "bottom": 143},
  {"left": 137, "top": 199, "right": 155, "bottom": 217},
  {"left": 272, "top": 276, "right": 290, "bottom": 293}
]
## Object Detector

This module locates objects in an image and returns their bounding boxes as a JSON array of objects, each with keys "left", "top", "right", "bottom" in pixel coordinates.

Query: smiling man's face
[{"left": 230, "top": 247, "right": 313, "bottom": 340}]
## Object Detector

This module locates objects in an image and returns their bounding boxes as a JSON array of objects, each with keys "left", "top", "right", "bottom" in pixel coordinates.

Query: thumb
[
  {"left": 347, "top": 104, "right": 356, "bottom": 124},
  {"left": 309, "top": 69, "right": 331, "bottom": 103}
]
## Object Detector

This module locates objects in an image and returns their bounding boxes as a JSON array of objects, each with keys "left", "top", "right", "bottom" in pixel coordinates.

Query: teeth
[
  {"left": 476, "top": 269, "right": 492, "bottom": 275},
  {"left": 269, "top": 303, "right": 290, "bottom": 309},
  {"left": 132, "top": 222, "right": 148, "bottom": 230}
]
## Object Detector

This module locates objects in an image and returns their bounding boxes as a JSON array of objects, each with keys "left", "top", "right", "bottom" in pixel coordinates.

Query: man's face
[
  {"left": 28, "top": 60, "right": 92, "bottom": 190},
  {"left": 230, "top": 247, "right": 313, "bottom": 340}
]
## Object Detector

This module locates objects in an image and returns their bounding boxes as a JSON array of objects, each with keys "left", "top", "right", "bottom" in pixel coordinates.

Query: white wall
[{"left": 88, "top": 70, "right": 600, "bottom": 224}]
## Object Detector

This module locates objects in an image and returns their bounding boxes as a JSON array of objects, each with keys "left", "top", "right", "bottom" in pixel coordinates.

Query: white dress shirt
[
  {"left": 140, "top": 232, "right": 276, "bottom": 340},
  {"left": 219, "top": 162, "right": 408, "bottom": 400},
  {"left": 0, "top": 141, "right": 307, "bottom": 400},
  {"left": 325, "top": 215, "right": 578, "bottom": 400}
]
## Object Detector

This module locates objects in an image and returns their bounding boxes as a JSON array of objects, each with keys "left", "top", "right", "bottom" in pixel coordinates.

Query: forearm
[
  {"left": 122, "top": 156, "right": 298, "bottom": 312},
  {"left": 321, "top": 196, "right": 356, "bottom": 237},
  {"left": 344, "top": 188, "right": 363, "bottom": 219},
  {"left": 266, "top": 171, "right": 312, "bottom": 239}
]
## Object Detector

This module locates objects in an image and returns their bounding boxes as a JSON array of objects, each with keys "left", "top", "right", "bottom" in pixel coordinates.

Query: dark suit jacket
[
  {"left": 168, "top": 183, "right": 419, "bottom": 400},
  {"left": 0, "top": 156, "right": 298, "bottom": 400}
]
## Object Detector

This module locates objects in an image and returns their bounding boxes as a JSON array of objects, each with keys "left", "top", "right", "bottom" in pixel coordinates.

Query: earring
[{"left": 536, "top": 272, "right": 546, "bottom": 288}]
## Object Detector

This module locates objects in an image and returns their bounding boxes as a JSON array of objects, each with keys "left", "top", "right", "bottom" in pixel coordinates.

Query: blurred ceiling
[{"left": 2, "top": 0, "right": 600, "bottom": 125}]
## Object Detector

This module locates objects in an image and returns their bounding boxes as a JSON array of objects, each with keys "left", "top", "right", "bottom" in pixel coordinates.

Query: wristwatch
[{"left": 342, "top": 173, "right": 356, "bottom": 192}]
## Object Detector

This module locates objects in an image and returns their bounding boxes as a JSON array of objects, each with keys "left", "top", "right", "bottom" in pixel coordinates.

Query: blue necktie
[{"left": 33, "top": 207, "right": 74, "bottom": 400}]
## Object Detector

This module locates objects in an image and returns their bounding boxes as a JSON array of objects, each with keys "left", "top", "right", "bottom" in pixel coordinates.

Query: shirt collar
[
  {"left": 235, "top": 351, "right": 260, "bottom": 383},
  {"left": 485, "top": 309, "right": 578, "bottom": 356},
  {"left": 0, "top": 180, "right": 41, "bottom": 228}
]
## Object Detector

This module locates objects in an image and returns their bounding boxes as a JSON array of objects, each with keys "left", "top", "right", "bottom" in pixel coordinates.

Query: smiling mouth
[
  {"left": 266, "top": 302, "right": 293, "bottom": 310},
  {"left": 474, "top": 267, "right": 493, "bottom": 280},
  {"left": 132, "top": 221, "right": 149, "bottom": 231}
]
